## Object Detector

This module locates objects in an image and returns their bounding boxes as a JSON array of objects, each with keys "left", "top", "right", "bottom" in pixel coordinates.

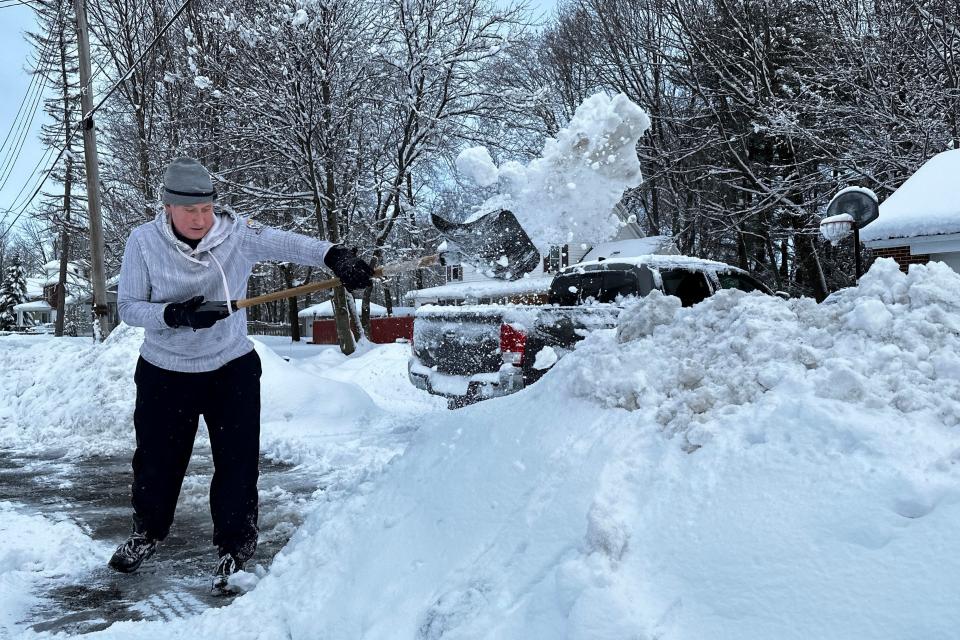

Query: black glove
[
  {"left": 163, "top": 295, "right": 231, "bottom": 330},
  {"left": 324, "top": 245, "right": 375, "bottom": 290}
]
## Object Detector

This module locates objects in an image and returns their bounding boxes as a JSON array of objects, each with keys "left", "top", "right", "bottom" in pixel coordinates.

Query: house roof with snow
[
  {"left": 13, "top": 300, "right": 53, "bottom": 312},
  {"left": 297, "top": 300, "right": 388, "bottom": 318},
  {"left": 861, "top": 150, "right": 960, "bottom": 243}
]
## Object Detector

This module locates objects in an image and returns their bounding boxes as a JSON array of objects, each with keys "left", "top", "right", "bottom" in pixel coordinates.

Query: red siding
[{"left": 312, "top": 316, "right": 414, "bottom": 345}]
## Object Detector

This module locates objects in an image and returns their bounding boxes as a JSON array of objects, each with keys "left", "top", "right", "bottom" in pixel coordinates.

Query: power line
[
  {"left": 0, "top": 19, "right": 55, "bottom": 162},
  {"left": 0, "top": 7, "right": 71, "bottom": 200},
  {"left": 0, "top": 1, "right": 40, "bottom": 9},
  {"left": 0, "top": 71, "right": 49, "bottom": 190},
  {"left": 0, "top": 0, "right": 195, "bottom": 241}
]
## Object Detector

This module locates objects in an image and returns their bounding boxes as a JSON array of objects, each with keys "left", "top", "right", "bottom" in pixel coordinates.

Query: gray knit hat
[{"left": 162, "top": 157, "right": 216, "bottom": 205}]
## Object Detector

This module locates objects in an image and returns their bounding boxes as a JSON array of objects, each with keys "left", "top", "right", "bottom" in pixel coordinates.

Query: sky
[
  {"left": 0, "top": 0, "right": 558, "bottom": 242},
  {"left": 0, "top": 2, "right": 48, "bottom": 241}
]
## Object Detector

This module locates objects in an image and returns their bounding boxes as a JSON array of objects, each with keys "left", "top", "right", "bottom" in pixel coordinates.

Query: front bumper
[{"left": 407, "top": 357, "right": 525, "bottom": 401}]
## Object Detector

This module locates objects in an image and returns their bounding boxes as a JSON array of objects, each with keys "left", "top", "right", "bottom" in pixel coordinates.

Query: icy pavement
[
  {"left": 0, "top": 333, "right": 442, "bottom": 638},
  {"left": 0, "top": 448, "right": 324, "bottom": 635}
]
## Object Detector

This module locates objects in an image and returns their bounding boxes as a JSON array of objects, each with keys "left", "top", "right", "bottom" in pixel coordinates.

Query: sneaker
[
  {"left": 108, "top": 532, "right": 158, "bottom": 573},
  {"left": 211, "top": 553, "right": 244, "bottom": 593}
]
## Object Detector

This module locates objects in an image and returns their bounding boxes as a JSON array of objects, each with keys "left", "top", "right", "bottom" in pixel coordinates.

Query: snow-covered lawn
[{"left": 2, "top": 258, "right": 959, "bottom": 639}]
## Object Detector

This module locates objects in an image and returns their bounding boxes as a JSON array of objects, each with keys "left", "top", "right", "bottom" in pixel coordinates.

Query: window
[
  {"left": 548, "top": 268, "right": 646, "bottom": 305},
  {"left": 544, "top": 245, "right": 570, "bottom": 273},
  {"left": 660, "top": 269, "right": 711, "bottom": 307},
  {"left": 717, "top": 271, "right": 767, "bottom": 293},
  {"left": 446, "top": 265, "right": 462, "bottom": 282}
]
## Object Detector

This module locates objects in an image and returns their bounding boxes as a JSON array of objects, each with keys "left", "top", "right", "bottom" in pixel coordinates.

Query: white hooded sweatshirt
[{"left": 118, "top": 210, "right": 333, "bottom": 372}]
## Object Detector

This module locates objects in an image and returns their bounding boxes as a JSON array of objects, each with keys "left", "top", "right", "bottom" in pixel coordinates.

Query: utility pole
[{"left": 73, "top": 0, "right": 111, "bottom": 340}]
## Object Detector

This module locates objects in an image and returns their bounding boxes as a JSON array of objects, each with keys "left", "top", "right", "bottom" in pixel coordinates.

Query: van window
[
  {"left": 717, "top": 271, "right": 760, "bottom": 293},
  {"left": 660, "top": 269, "right": 711, "bottom": 307},
  {"left": 548, "top": 269, "right": 645, "bottom": 305}
]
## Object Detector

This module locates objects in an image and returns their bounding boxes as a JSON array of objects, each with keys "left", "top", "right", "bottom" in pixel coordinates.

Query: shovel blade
[{"left": 431, "top": 209, "right": 540, "bottom": 281}]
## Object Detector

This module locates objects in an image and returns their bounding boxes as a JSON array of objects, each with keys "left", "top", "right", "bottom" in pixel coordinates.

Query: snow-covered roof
[
  {"left": 25, "top": 277, "right": 45, "bottom": 299},
  {"left": 861, "top": 150, "right": 960, "bottom": 243},
  {"left": 580, "top": 236, "right": 678, "bottom": 262},
  {"left": 42, "top": 271, "right": 89, "bottom": 288},
  {"left": 13, "top": 300, "right": 52, "bottom": 312},
  {"left": 298, "top": 300, "right": 388, "bottom": 318},
  {"left": 405, "top": 276, "right": 554, "bottom": 301}
]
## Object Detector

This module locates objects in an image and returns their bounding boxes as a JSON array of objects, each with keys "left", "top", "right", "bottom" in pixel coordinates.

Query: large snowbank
[
  {"left": 861, "top": 149, "right": 960, "bottom": 242},
  {"left": 70, "top": 258, "right": 960, "bottom": 639},
  {"left": 0, "top": 326, "right": 387, "bottom": 468},
  {"left": 462, "top": 93, "right": 650, "bottom": 249},
  {"left": 0, "top": 502, "right": 109, "bottom": 635}
]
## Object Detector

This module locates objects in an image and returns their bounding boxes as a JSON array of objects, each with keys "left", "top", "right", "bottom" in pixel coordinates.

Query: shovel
[{"left": 205, "top": 208, "right": 539, "bottom": 311}]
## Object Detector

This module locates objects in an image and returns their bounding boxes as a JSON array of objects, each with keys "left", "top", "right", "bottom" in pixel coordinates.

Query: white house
[
  {"left": 12, "top": 261, "right": 119, "bottom": 332},
  {"left": 860, "top": 149, "right": 960, "bottom": 273}
]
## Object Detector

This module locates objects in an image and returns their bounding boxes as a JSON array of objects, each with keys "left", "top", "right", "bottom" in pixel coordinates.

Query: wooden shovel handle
[
  {"left": 233, "top": 254, "right": 441, "bottom": 310},
  {"left": 235, "top": 276, "right": 351, "bottom": 309}
]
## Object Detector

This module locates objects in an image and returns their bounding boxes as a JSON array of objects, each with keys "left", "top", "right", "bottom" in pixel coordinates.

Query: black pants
[{"left": 131, "top": 349, "right": 262, "bottom": 562}]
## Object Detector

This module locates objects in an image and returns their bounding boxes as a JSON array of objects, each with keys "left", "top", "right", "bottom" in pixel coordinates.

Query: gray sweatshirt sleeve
[
  {"left": 117, "top": 231, "right": 169, "bottom": 329},
  {"left": 238, "top": 220, "right": 335, "bottom": 267}
]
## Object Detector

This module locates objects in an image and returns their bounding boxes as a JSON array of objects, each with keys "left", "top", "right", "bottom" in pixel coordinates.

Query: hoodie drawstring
[
  {"left": 208, "top": 251, "right": 234, "bottom": 317},
  {"left": 163, "top": 212, "right": 235, "bottom": 316}
]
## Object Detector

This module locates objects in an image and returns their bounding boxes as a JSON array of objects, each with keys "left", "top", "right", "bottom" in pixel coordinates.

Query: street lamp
[{"left": 820, "top": 187, "right": 879, "bottom": 280}]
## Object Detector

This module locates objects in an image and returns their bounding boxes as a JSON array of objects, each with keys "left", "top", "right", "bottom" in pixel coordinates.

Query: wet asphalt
[{"left": 0, "top": 448, "right": 325, "bottom": 635}]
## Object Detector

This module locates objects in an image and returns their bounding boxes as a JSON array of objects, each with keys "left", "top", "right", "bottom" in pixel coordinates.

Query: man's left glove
[
  {"left": 324, "top": 245, "right": 375, "bottom": 290},
  {"left": 163, "top": 295, "right": 231, "bottom": 330}
]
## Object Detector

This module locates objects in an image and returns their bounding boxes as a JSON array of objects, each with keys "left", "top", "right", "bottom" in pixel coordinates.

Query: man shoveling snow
[{"left": 108, "top": 157, "right": 374, "bottom": 593}]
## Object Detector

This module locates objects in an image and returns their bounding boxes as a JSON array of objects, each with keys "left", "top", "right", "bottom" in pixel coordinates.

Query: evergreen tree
[{"left": 0, "top": 254, "right": 29, "bottom": 330}]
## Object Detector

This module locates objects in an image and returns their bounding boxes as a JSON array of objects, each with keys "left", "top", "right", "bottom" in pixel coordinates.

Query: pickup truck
[{"left": 408, "top": 253, "right": 774, "bottom": 408}]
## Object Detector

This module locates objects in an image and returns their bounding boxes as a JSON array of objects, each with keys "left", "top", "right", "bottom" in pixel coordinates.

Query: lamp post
[{"left": 820, "top": 187, "right": 879, "bottom": 281}]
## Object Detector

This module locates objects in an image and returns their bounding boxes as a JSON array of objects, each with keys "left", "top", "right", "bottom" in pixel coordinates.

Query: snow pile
[
  {"left": 78, "top": 258, "right": 960, "bottom": 639},
  {"left": 0, "top": 501, "right": 109, "bottom": 634},
  {"left": 0, "top": 325, "right": 385, "bottom": 465},
  {"left": 463, "top": 93, "right": 650, "bottom": 248},
  {"left": 568, "top": 258, "right": 960, "bottom": 442},
  {"left": 0, "top": 325, "right": 143, "bottom": 455}
]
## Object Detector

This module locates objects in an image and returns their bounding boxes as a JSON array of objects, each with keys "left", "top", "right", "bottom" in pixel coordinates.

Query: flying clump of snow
[
  {"left": 455, "top": 146, "right": 499, "bottom": 187},
  {"left": 463, "top": 93, "right": 650, "bottom": 249},
  {"left": 291, "top": 9, "right": 309, "bottom": 26},
  {"left": 532, "top": 345, "right": 558, "bottom": 370}
]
